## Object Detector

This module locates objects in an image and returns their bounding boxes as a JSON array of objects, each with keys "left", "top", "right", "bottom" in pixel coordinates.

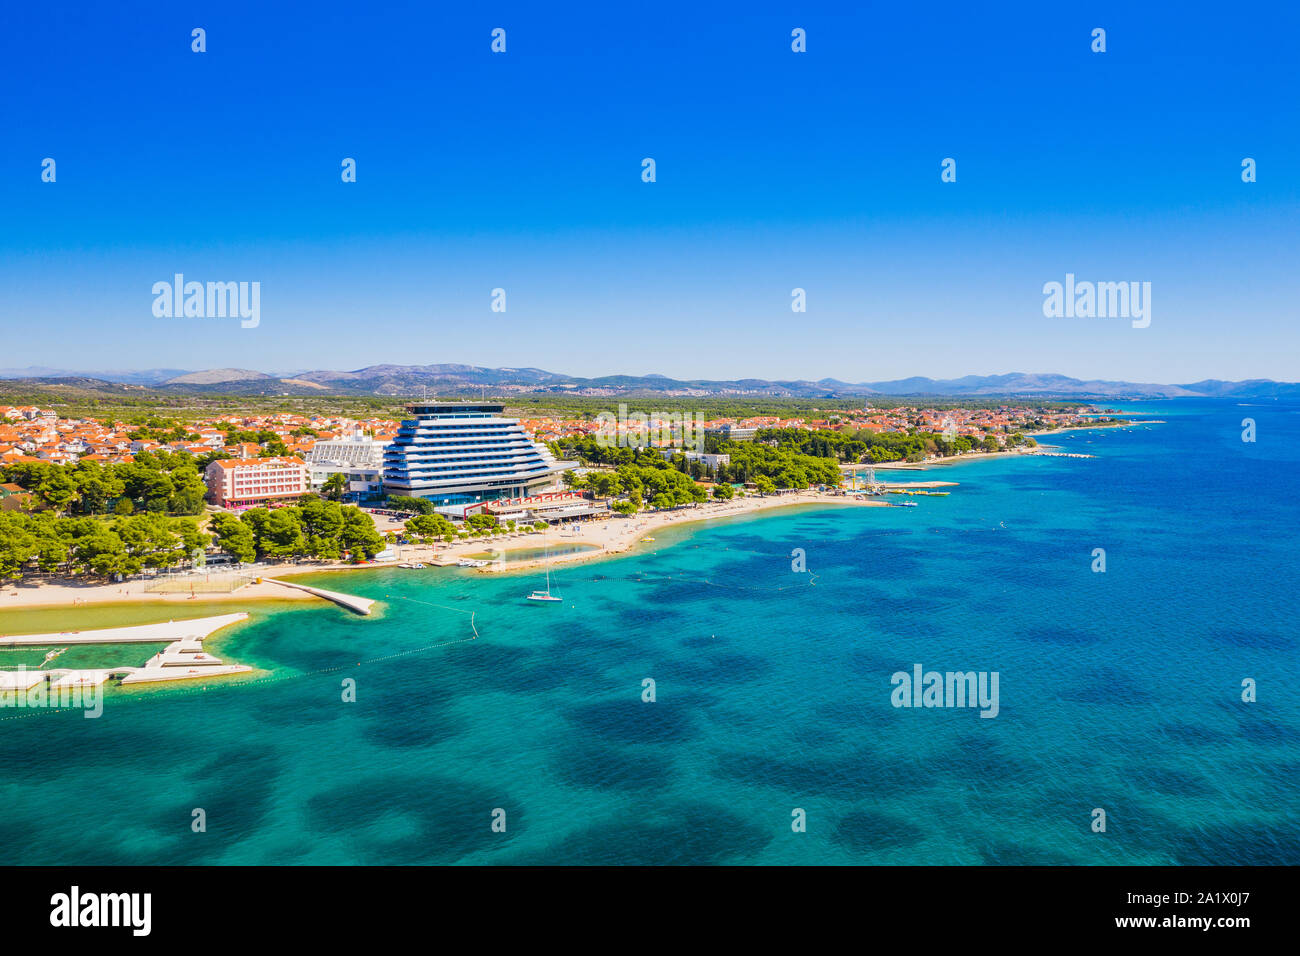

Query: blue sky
[{"left": 1, "top": 1, "right": 1297, "bottom": 383}]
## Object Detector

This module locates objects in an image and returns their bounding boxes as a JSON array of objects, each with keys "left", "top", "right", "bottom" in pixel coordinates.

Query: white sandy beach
[
  {"left": 0, "top": 490, "right": 889, "bottom": 610},
  {"left": 1, "top": 420, "right": 1162, "bottom": 613}
]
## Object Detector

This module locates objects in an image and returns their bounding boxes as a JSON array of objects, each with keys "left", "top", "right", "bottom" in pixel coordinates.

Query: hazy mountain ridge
[
  {"left": 0, "top": 366, "right": 192, "bottom": 386},
  {"left": 1, "top": 365, "right": 1297, "bottom": 399}
]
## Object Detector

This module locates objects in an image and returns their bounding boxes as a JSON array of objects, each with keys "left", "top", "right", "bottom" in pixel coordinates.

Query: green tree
[
  {"left": 406, "top": 514, "right": 455, "bottom": 541},
  {"left": 338, "top": 507, "right": 384, "bottom": 559},
  {"left": 36, "top": 470, "right": 79, "bottom": 514},
  {"left": 321, "top": 472, "right": 348, "bottom": 501},
  {"left": 259, "top": 509, "right": 306, "bottom": 560},
  {"left": 209, "top": 512, "right": 256, "bottom": 563}
]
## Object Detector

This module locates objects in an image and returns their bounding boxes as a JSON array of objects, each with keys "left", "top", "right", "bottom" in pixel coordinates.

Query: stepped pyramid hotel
[{"left": 382, "top": 403, "right": 569, "bottom": 507}]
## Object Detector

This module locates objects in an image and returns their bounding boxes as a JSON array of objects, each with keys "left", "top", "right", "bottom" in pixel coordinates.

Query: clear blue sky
[{"left": 1, "top": 1, "right": 1297, "bottom": 383}]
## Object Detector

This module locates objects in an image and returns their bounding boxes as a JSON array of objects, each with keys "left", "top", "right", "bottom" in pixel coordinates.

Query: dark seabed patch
[
  {"left": 833, "top": 809, "right": 926, "bottom": 852},
  {"left": 505, "top": 804, "right": 771, "bottom": 865},
  {"left": 976, "top": 840, "right": 1082, "bottom": 866},
  {"left": 713, "top": 746, "right": 931, "bottom": 801},
  {"left": 937, "top": 735, "right": 1035, "bottom": 782},
  {"left": 1057, "top": 665, "right": 1153, "bottom": 705},
  {"left": 1237, "top": 718, "right": 1299, "bottom": 747},
  {"left": 553, "top": 741, "right": 674, "bottom": 792},
  {"left": 1024, "top": 626, "right": 1100, "bottom": 646},
  {"left": 1209, "top": 629, "right": 1294, "bottom": 650},
  {"left": 1171, "top": 817, "right": 1300, "bottom": 865},
  {"left": 1128, "top": 765, "right": 1214, "bottom": 798},
  {"left": 182, "top": 744, "right": 283, "bottom": 846},
  {"left": 659, "top": 651, "right": 770, "bottom": 687},
  {"left": 246, "top": 681, "right": 347, "bottom": 727},
  {"left": 1159, "top": 722, "right": 1237, "bottom": 747},
  {"left": 306, "top": 773, "right": 519, "bottom": 864},
  {"left": 360, "top": 687, "right": 464, "bottom": 749},
  {"left": 567, "top": 695, "right": 708, "bottom": 744}
]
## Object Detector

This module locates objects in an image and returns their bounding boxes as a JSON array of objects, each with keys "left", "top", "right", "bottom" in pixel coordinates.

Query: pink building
[{"left": 204, "top": 456, "right": 309, "bottom": 509}]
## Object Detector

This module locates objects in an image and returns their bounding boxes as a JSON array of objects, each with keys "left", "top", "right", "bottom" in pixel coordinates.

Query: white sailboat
[{"left": 527, "top": 528, "right": 562, "bottom": 602}]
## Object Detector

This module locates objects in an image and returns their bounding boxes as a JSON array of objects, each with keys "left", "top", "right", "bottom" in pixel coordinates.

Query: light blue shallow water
[{"left": 1, "top": 398, "right": 1296, "bottom": 864}]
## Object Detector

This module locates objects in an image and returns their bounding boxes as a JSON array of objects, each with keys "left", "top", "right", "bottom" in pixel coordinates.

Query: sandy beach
[
  {"left": 849, "top": 448, "right": 1042, "bottom": 471},
  {"left": 844, "top": 418, "right": 1157, "bottom": 471},
  {"left": 0, "top": 420, "right": 1161, "bottom": 613},
  {"left": 470, "top": 489, "right": 892, "bottom": 575},
  {"left": 0, "top": 491, "right": 890, "bottom": 610},
  {"left": 0, "top": 575, "right": 321, "bottom": 611},
  {"left": 353, "top": 489, "right": 894, "bottom": 577}
]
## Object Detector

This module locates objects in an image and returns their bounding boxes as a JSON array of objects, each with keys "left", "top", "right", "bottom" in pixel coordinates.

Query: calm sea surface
[{"left": 1, "top": 399, "right": 1296, "bottom": 864}]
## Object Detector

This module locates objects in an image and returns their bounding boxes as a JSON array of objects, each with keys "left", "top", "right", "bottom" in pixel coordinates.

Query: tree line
[
  {"left": 751, "top": 427, "right": 1035, "bottom": 464},
  {"left": 2, "top": 452, "right": 211, "bottom": 517},
  {"left": 208, "top": 497, "right": 384, "bottom": 563},
  {"left": 0, "top": 494, "right": 387, "bottom": 582},
  {"left": 0, "top": 511, "right": 209, "bottom": 581}
]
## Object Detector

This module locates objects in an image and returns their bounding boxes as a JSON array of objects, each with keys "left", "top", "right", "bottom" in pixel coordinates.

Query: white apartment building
[{"left": 306, "top": 430, "right": 388, "bottom": 496}]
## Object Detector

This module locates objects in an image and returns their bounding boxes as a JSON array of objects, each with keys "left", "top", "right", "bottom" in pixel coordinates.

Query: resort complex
[
  {"left": 0, "top": 393, "right": 1132, "bottom": 594},
  {"left": 381, "top": 403, "right": 569, "bottom": 507}
]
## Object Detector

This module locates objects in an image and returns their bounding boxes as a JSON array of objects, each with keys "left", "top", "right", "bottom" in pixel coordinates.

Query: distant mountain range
[{"left": 0, "top": 364, "right": 1297, "bottom": 399}]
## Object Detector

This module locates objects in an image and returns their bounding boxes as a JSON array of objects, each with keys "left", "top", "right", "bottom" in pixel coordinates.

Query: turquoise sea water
[{"left": 1, "top": 398, "right": 1296, "bottom": 865}]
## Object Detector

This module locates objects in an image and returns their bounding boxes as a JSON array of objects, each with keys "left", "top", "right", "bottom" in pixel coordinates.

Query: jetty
[
  {"left": 0, "top": 613, "right": 248, "bottom": 647},
  {"left": 0, "top": 631, "right": 254, "bottom": 690},
  {"left": 119, "top": 638, "right": 252, "bottom": 683},
  {"left": 263, "top": 578, "right": 374, "bottom": 615},
  {"left": 880, "top": 480, "right": 959, "bottom": 490}
]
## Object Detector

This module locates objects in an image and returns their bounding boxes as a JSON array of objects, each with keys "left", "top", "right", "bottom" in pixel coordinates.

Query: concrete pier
[
  {"left": 50, "top": 670, "right": 116, "bottom": 690},
  {"left": 0, "top": 613, "right": 249, "bottom": 647},
  {"left": 0, "top": 671, "right": 48, "bottom": 691},
  {"left": 119, "top": 636, "right": 253, "bottom": 684},
  {"left": 263, "top": 579, "right": 374, "bottom": 614},
  {"left": 0, "top": 614, "right": 255, "bottom": 689}
]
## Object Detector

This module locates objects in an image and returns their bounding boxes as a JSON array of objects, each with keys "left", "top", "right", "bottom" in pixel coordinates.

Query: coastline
[
  {"left": 2, "top": 423, "right": 1155, "bottom": 612},
  {"left": 848, "top": 418, "right": 1155, "bottom": 471},
  {"left": 0, "top": 577, "right": 321, "bottom": 612},
  {"left": 0, "top": 491, "right": 889, "bottom": 611},
  {"left": 474, "top": 490, "right": 891, "bottom": 576},
  {"left": 269, "top": 490, "right": 895, "bottom": 580},
  {"left": 851, "top": 448, "right": 1038, "bottom": 471}
]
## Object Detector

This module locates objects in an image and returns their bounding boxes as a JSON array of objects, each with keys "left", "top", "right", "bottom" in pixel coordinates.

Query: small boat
[
  {"left": 458, "top": 558, "right": 488, "bottom": 568},
  {"left": 641, "top": 537, "right": 655, "bottom": 542},
  {"left": 398, "top": 563, "right": 412, "bottom": 569},
  {"left": 411, "top": 563, "right": 426, "bottom": 569},
  {"left": 527, "top": 532, "right": 562, "bottom": 603},
  {"left": 896, "top": 501, "right": 918, "bottom": 507}
]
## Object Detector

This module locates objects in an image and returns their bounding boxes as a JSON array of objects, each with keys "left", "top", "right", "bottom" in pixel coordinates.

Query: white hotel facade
[{"left": 382, "top": 403, "right": 569, "bottom": 507}]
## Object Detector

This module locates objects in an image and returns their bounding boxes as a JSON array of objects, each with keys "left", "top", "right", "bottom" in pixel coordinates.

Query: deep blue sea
[{"left": 2, "top": 399, "right": 1296, "bottom": 864}]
